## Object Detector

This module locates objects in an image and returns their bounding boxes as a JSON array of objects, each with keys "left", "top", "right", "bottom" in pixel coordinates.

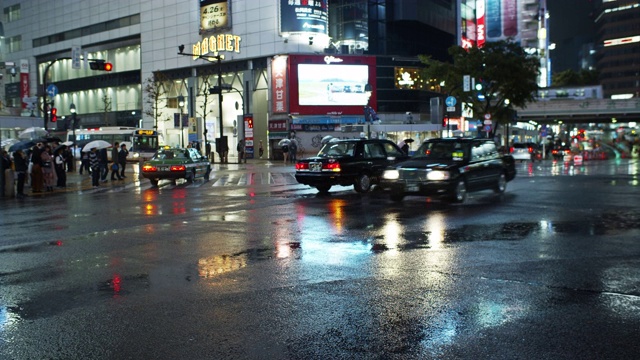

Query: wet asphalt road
[{"left": 1, "top": 159, "right": 639, "bottom": 359}]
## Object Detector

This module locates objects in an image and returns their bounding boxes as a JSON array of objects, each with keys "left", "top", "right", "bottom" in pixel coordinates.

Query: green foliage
[{"left": 420, "top": 40, "right": 540, "bottom": 124}]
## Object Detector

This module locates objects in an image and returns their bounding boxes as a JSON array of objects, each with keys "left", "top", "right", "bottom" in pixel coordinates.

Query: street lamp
[{"left": 178, "top": 95, "right": 185, "bottom": 147}]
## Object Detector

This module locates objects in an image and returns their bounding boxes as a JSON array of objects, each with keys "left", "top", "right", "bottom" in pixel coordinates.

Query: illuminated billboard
[
  {"left": 280, "top": 0, "right": 328, "bottom": 35},
  {"left": 288, "top": 54, "right": 376, "bottom": 116},
  {"left": 200, "top": 0, "right": 231, "bottom": 33}
]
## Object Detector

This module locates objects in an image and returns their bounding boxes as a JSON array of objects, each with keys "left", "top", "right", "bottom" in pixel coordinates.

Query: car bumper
[
  {"left": 295, "top": 172, "right": 354, "bottom": 186},
  {"left": 380, "top": 179, "right": 455, "bottom": 196},
  {"left": 141, "top": 171, "right": 187, "bottom": 180}
]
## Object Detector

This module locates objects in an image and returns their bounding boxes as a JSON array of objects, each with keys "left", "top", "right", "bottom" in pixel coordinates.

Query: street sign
[
  {"left": 484, "top": 113, "right": 491, "bottom": 120},
  {"left": 463, "top": 75, "right": 471, "bottom": 92},
  {"left": 445, "top": 96, "right": 457, "bottom": 107},
  {"left": 46, "top": 84, "right": 58, "bottom": 97},
  {"left": 71, "top": 45, "right": 82, "bottom": 69},
  {"left": 484, "top": 119, "right": 492, "bottom": 125},
  {"left": 447, "top": 106, "right": 456, "bottom": 112}
]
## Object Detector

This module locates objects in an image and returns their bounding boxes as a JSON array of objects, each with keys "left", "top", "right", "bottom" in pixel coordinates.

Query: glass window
[
  {"left": 382, "top": 142, "right": 403, "bottom": 157},
  {"left": 364, "top": 143, "right": 385, "bottom": 159}
]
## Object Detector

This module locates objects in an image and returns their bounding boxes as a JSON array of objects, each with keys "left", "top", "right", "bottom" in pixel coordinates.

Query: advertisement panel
[
  {"left": 288, "top": 54, "right": 376, "bottom": 116},
  {"left": 200, "top": 0, "right": 231, "bottom": 33},
  {"left": 280, "top": 0, "right": 328, "bottom": 35},
  {"left": 20, "top": 59, "right": 29, "bottom": 110},
  {"left": 271, "top": 55, "right": 288, "bottom": 114}
]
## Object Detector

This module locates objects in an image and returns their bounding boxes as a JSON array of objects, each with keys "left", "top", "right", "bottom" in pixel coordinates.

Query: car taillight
[
  {"left": 323, "top": 162, "right": 341, "bottom": 172},
  {"left": 295, "top": 162, "right": 308, "bottom": 170},
  {"left": 509, "top": 147, "right": 514, "bottom": 153},
  {"left": 170, "top": 165, "right": 186, "bottom": 171},
  {"left": 142, "top": 165, "right": 157, "bottom": 172},
  {"left": 528, "top": 147, "right": 533, "bottom": 153}
]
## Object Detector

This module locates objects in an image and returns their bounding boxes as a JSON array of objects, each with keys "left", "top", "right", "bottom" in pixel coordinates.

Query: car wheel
[
  {"left": 316, "top": 184, "right": 331, "bottom": 193},
  {"left": 494, "top": 173, "right": 507, "bottom": 194},
  {"left": 390, "top": 190, "right": 404, "bottom": 202},
  {"left": 450, "top": 179, "right": 467, "bottom": 203},
  {"left": 354, "top": 173, "right": 372, "bottom": 193},
  {"left": 150, "top": 179, "right": 159, "bottom": 187}
]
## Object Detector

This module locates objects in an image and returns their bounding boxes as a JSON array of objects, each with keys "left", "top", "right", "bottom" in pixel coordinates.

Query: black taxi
[
  {"left": 380, "top": 138, "right": 516, "bottom": 203},
  {"left": 141, "top": 146, "right": 211, "bottom": 186},
  {"left": 295, "top": 137, "right": 409, "bottom": 193}
]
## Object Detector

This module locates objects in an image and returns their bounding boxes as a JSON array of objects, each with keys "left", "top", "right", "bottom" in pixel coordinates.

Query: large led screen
[
  {"left": 288, "top": 54, "right": 376, "bottom": 116},
  {"left": 298, "top": 64, "right": 370, "bottom": 106}
]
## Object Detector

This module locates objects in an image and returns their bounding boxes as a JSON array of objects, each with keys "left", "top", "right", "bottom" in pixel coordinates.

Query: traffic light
[
  {"left": 442, "top": 116, "right": 447, "bottom": 128},
  {"left": 50, "top": 107, "right": 57, "bottom": 122},
  {"left": 89, "top": 61, "right": 113, "bottom": 71}
]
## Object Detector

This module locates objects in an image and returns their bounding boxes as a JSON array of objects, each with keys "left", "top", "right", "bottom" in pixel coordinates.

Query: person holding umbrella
[
  {"left": 89, "top": 147, "right": 100, "bottom": 188},
  {"left": 30, "top": 142, "right": 44, "bottom": 193}
]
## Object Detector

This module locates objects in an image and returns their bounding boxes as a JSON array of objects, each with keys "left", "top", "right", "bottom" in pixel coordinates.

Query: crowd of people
[{"left": 1, "top": 141, "right": 130, "bottom": 197}]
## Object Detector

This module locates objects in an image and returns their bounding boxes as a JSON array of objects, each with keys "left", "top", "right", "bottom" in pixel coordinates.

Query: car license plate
[
  {"left": 406, "top": 184, "right": 419, "bottom": 192},
  {"left": 159, "top": 166, "right": 169, "bottom": 171},
  {"left": 310, "top": 162, "right": 322, "bottom": 172}
]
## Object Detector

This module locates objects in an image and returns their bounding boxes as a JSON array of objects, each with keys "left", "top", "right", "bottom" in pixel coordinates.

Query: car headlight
[
  {"left": 382, "top": 169, "right": 400, "bottom": 180},
  {"left": 426, "top": 170, "right": 450, "bottom": 181}
]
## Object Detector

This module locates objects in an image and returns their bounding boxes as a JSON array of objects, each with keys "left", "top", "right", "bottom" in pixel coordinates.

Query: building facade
[
  {"left": 1, "top": 0, "right": 462, "bottom": 158},
  {"left": 594, "top": 0, "right": 640, "bottom": 99}
]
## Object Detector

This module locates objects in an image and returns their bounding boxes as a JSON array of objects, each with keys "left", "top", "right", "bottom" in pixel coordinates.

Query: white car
[{"left": 510, "top": 143, "right": 539, "bottom": 162}]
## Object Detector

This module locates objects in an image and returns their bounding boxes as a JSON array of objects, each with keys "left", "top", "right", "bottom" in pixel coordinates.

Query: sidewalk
[{"left": 5, "top": 158, "right": 298, "bottom": 198}]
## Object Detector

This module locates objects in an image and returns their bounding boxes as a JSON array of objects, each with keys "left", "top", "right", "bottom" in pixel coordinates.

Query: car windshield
[
  {"left": 152, "top": 149, "right": 188, "bottom": 160},
  {"left": 412, "top": 141, "right": 467, "bottom": 160},
  {"left": 317, "top": 142, "right": 356, "bottom": 157}
]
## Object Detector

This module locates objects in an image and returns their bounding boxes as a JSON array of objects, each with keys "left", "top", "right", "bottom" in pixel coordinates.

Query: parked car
[
  {"left": 380, "top": 138, "right": 516, "bottom": 203},
  {"left": 141, "top": 146, "right": 211, "bottom": 187},
  {"left": 295, "top": 138, "right": 409, "bottom": 193},
  {"left": 510, "top": 142, "right": 541, "bottom": 162}
]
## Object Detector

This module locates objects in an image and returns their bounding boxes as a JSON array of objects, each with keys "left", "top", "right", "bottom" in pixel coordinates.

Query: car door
[
  {"left": 466, "top": 140, "right": 490, "bottom": 190},
  {"left": 363, "top": 141, "right": 388, "bottom": 177}
]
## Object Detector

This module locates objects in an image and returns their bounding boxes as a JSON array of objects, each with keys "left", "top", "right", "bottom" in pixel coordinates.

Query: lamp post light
[{"left": 178, "top": 95, "right": 185, "bottom": 147}]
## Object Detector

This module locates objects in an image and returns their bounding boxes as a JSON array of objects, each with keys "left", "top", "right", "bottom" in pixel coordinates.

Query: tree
[
  {"left": 143, "top": 72, "right": 169, "bottom": 131},
  {"left": 196, "top": 70, "right": 217, "bottom": 148},
  {"left": 419, "top": 40, "right": 540, "bottom": 134}
]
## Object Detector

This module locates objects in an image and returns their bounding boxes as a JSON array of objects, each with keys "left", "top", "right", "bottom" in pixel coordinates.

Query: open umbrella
[
  {"left": 404, "top": 138, "right": 414, "bottom": 143},
  {"left": 18, "top": 127, "right": 48, "bottom": 140},
  {"left": 9, "top": 140, "right": 38, "bottom": 152},
  {"left": 62, "top": 141, "right": 74, "bottom": 146},
  {"left": 321, "top": 135, "right": 334, "bottom": 145},
  {"left": 83, "top": 140, "right": 112, "bottom": 152},
  {"left": 278, "top": 138, "right": 291, "bottom": 146}
]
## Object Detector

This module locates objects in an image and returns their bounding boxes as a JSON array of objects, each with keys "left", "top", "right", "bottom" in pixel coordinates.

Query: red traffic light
[
  {"left": 51, "top": 108, "right": 57, "bottom": 122},
  {"left": 89, "top": 61, "right": 113, "bottom": 71},
  {"left": 442, "top": 117, "right": 447, "bottom": 128}
]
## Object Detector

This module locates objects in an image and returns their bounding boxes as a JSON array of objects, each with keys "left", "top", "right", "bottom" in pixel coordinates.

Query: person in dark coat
[
  {"left": 30, "top": 142, "right": 44, "bottom": 193},
  {"left": 110, "top": 142, "right": 123, "bottom": 180},
  {"left": 54, "top": 148, "right": 67, "bottom": 188},
  {"left": 13, "top": 150, "right": 28, "bottom": 198},
  {"left": 118, "top": 143, "right": 128, "bottom": 178}
]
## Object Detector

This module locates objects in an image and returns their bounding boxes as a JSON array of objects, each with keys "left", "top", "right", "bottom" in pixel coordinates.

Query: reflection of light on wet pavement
[
  {"left": 328, "top": 199, "right": 346, "bottom": 234},
  {"left": 423, "top": 213, "right": 446, "bottom": 250},
  {"left": 380, "top": 214, "right": 402, "bottom": 255},
  {"left": 198, "top": 254, "right": 248, "bottom": 278}
]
